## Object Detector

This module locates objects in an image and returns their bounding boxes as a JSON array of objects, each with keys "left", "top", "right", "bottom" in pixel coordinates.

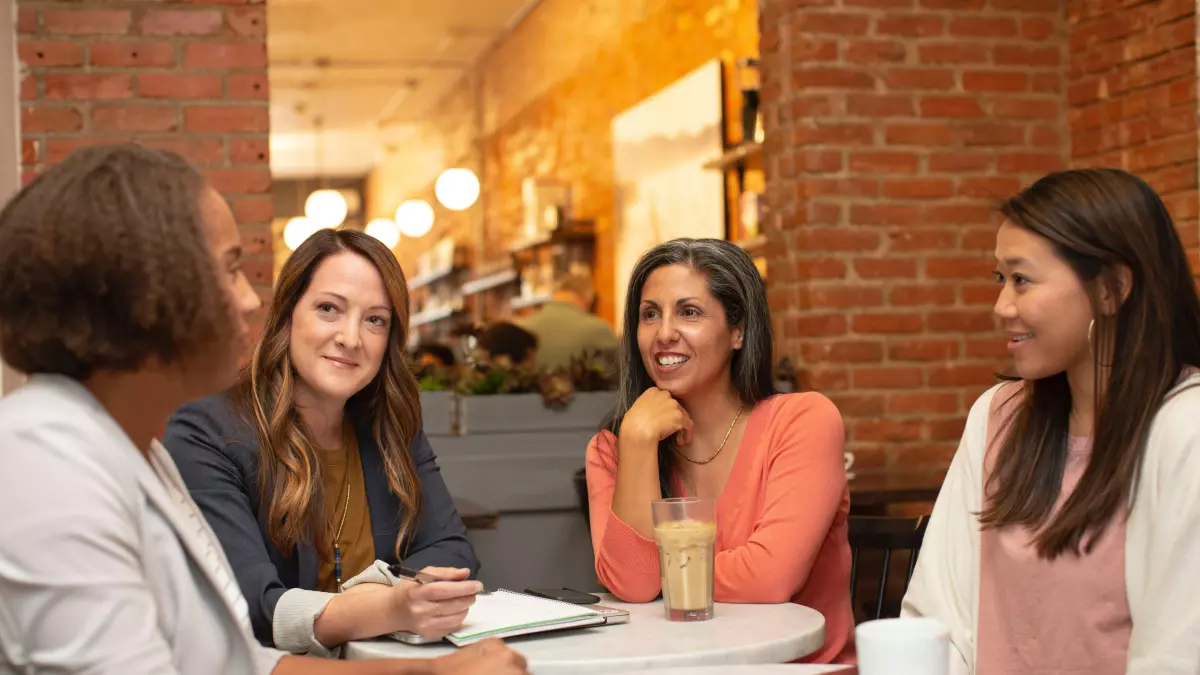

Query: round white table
[
  {"left": 344, "top": 594, "right": 825, "bottom": 674},
  {"left": 610, "top": 667, "right": 851, "bottom": 674}
]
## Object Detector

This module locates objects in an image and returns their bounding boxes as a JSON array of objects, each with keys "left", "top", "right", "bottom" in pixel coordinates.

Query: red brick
[
  {"left": 949, "top": 17, "right": 1017, "bottom": 38},
  {"left": 90, "top": 42, "right": 176, "bottom": 68},
  {"left": 45, "top": 136, "right": 130, "bottom": 163},
  {"left": 927, "top": 256, "right": 990, "bottom": 279},
  {"left": 185, "top": 106, "right": 269, "bottom": 133},
  {"left": 795, "top": 258, "right": 848, "bottom": 279},
  {"left": 240, "top": 256, "right": 274, "bottom": 288},
  {"left": 924, "top": 203, "right": 992, "bottom": 225},
  {"left": 994, "top": 45, "right": 1061, "bottom": 67},
  {"left": 854, "top": 258, "right": 918, "bottom": 278},
  {"left": 889, "top": 338, "right": 960, "bottom": 361},
  {"left": 792, "top": 314, "right": 849, "bottom": 337},
  {"left": 22, "top": 106, "right": 83, "bottom": 133},
  {"left": 92, "top": 106, "right": 178, "bottom": 132},
  {"left": 227, "top": 8, "right": 267, "bottom": 37},
  {"left": 850, "top": 204, "right": 922, "bottom": 226},
  {"left": 830, "top": 394, "right": 885, "bottom": 418},
  {"left": 929, "top": 310, "right": 996, "bottom": 333},
  {"left": 799, "top": 285, "right": 885, "bottom": 309},
  {"left": 845, "top": 0, "right": 914, "bottom": 6},
  {"left": 229, "top": 73, "right": 269, "bottom": 99},
  {"left": 801, "top": 340, "right": 884, "bottom": 363},
  {"left": 846, "top": 94, "right": 914, "bottom": 117},
  {"left": 799, "top": 11, "right": 870, "bottom": 35},
  {"left": 852, "top": 313, "right": 923, "bottom": 334},
  {"left": 230, "top": 196, "right": 275, "bottom": 224},
  {"left": 205, "top": 168, "right": 272, "bottom": 195},
  {"left": 888, "top": 392, "right": 960, "bottom": 415},
  {"left": 44, "top": 74, "right": 132, "bottom": 101},
  {"left": 885, "top": 68, "right": 955, "bottom": 90},
  {"left": 963, "top": 71, "right": 1028, "bottom": 93},
  {"left": 997, "top": 152, "right": 1065, "bottom": 173},
  {"left": 993, "top": 98, "right": 1060, "bottom": 119},
  {"left": 141, "top": 10, "right": 222, "bottom": 36},
  {"left": 929, "top": 152, "right": 990, "bottom": 172},
  {"left": 886, "top": 123, "right": 955, "bottom": 145},
  {"left": 791, "top": 95, "right": 838, "bottom": 117},
  {"left": 962, "top": 230, "right": 998, "bottom": 252},
  {"left": 792, "top": 39, "right": 840, "bottom": 62},
  {"left": 918, "top": 43, "right": 987, "bottom": 64},
  {"left": 139, "top": 137, "right": 225, "bottom": 166},
  {"left": 882, "top": 178, "right": 954, "bottom": 199},
  {"left": 185, "top": 43, "right": 267, "bottom": 69},
  {"left": 929, "top": 363, "right": 999, "bottom": 387},
  {"left": 237, "top": 224, "right": 272, "bottom": 255},
  {"left": 849, "top": 151, "right": 919, "bottom": 174},
  {"left": 18, "top": 8, "right": 37, "bottom": 34},
  {"left": 876, "top": 15, "right": 944, "bottom": 37},
  {"left": 19, "top": 75, "right": 36, "bottom": 101},
  {"left": 19, "top": 41, "right": 84, "bottom": 67},
  {"left": 1031, "top": 125, "right": 1062, "bottom": 148},
  {"left": 795, "top": 227, "right": 879, "bottom": 251},
  {"left": 1022, "top": 17, "right": 1057, "bottom": 40},
  {"left": 960, "top": 123, "right": 1025, "bottom": 146},
  {"left": 920, "top": 96, "right": 984, "bottom": 118},
  {"left": 845, "top": 41, "right": 907, "bottom": 64},
  {"left": 138, "top": 74, "right": 223, "bottom": 99},
  {"left": 796, "top": 123, "right": 873, "bottom": 144},
  {"left": 21, "top": 139, "right": 37, "bottom": 165},
  {"left": 856, "top": 419, "right": 923, "bottom": 442},
  {"left": 230, "top": 137, "right": 270, "bottom": 164},
  {"left": 805, "top": 367, "right": 850, "bottom": 391},
  {"left": 800, "top": 178, "right": 879, "bottom": 198},
  {"left": 928, "top": 419, "right": 969, "bottom": 441},
  {"left": 794, "top": 67, "right": 876, "bottom": 90},
  {"left": 959, "top": 177, "right": 1023, "bottom": 198},
  {"left": 991, "top": 0, "right": 1059, "bottom": 11},
  {"left": 889, "top": 230, "right": 958, "bottom": 251},
  {"left": 43, "top": 9, "right": 130, "bottom": 35}
]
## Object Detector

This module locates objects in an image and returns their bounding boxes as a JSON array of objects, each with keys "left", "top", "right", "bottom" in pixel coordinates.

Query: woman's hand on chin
[{"left": 619, "top": 388, "right": 693, "bottom": 447}]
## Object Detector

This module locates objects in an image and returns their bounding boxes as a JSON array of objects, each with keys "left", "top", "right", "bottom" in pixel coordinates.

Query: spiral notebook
[{"left": 443, "top": 589, "right": 608, "bottom": 646}]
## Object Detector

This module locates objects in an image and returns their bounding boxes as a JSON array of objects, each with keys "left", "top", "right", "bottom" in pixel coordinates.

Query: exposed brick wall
[
  {"left": 1066, "top": 0, "right": 1198, "bottom": 264},
  {"left": 16, "top": 0, "right": 274, "bottom": 306},
  {"left": 757, "top": 0, "right": 1069, "bottom": 472},
  {"left": 366, "top": 0, "right": 759, "bottom": 324}
]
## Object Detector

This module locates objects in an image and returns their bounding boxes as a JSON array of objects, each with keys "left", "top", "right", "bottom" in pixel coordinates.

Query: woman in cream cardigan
[
  {"left": 0, "top": 144, "right": 525, "bottom": 675},
  {"left": 902, "top": 168, "right": 1200, "bottom": 674}
]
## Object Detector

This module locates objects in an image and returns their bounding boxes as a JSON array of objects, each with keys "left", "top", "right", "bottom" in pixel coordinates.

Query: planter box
[
  {"left": 458, "top": 391, "right": 615, "bottom": 435},
  {"left": 419, "top": 391, "right": 455, "bottom": 437}
]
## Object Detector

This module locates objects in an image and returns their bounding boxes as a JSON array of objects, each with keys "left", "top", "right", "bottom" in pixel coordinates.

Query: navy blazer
[{"left": 163, "top": 394, "right": 478, "bottom": 648}]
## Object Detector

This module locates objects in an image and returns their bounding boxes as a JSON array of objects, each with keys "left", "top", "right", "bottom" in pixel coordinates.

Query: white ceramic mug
[{"left": 856, "top": 617, "right": 950, "bottom": 675}]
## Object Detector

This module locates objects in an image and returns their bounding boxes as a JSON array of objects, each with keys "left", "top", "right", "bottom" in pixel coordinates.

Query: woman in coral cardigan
[{"left": 585, "top": 238, "right": 855, "bottom": 664}]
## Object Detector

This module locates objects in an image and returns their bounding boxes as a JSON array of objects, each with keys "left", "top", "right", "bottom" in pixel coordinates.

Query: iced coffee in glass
[{"left": 651, "top": 497, "right": 717, "bottom": 622}]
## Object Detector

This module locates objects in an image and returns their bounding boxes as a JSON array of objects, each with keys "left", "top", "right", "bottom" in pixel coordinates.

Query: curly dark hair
[{"left": 0, "top": 143, "right": 236, "bottom": 380}]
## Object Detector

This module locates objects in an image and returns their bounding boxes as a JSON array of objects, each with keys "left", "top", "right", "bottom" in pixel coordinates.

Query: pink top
[
  {"left": 976, "top": 385, "right": 1131, "bottom": 674},
  {"left": 585, "top": 393, "right": 855, "bottom": 664}
]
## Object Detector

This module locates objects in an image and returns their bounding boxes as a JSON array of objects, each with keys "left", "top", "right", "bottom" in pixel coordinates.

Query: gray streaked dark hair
[{"left": 603, "top": 238, "right": 775, "bottom": 497}]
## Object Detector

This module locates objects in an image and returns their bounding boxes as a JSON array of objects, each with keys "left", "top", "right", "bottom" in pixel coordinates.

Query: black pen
[{"left": 387, "top": 564, "right": 492, "bottom": 594}]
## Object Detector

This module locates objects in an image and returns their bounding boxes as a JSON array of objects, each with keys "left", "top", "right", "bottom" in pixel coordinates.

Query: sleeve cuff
[
  {"left": 272, "top": 588, "right": 340, "bottom": 658},
  {"left": 601, "top": 508, "right": 661, "bottom": 576},
  {"left": 255, "top": 646, "right": 287, "bottom": 674}
]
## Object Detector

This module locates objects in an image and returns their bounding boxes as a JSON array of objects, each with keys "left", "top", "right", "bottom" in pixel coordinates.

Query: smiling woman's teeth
[
  {"left": 1012, "top": 334, "right": 1032, "bottom": 342},
  {"left": 658, "top": 355, "right": 689, "bottom": 366}
]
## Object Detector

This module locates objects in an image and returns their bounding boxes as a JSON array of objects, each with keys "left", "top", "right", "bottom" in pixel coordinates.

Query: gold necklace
[
  {"left": 332, "top": 429, "right": 352, "bottom": 589},
  {"left": 675, "top": 403, "right": 745, "bottom": 465}
]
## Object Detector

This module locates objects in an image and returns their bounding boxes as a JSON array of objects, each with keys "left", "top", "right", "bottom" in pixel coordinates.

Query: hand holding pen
[{"left": 386, "top": 564, "right": 484, "bottom": 639}]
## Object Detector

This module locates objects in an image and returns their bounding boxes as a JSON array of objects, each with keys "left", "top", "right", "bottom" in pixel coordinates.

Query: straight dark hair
[
  {"left": 603, "top": 238, "right": 776, "bottom": 498},
  {"left": 980, "top": 168, "right": 1200, "bottom": 558}
]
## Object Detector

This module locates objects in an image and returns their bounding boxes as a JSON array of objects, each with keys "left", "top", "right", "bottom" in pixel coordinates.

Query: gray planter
[
  {"left": 418, "top": 390, "right": 455, "bottom": 437},
  {"left": 458, "top": 391, "right": 614, "bottom": 435}
]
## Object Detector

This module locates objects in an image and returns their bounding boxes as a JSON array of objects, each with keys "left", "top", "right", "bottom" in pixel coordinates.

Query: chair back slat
[{"left": 848, "top": 514, "right": 929, "bottom": 622}]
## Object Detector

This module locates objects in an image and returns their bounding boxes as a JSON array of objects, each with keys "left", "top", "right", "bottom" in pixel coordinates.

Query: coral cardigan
[{"left": 585, "top": 392, "right": 856, "bottom": 664}]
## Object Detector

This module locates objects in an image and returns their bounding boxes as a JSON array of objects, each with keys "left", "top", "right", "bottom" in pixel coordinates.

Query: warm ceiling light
[
  {"left": 394, "top": 199, "right": 434, "bottom": 238},
  {"left": 283, "top": 216, "right": 318, "bottom": 251},
  {"left": 365, "top": 217, "right": 401, "bottom": 249},
  {"left": 304, "top": 189, "right": 348, "bottom": 227},
  {"left": 434, "top": 168, "right": 480, "bottom": 211}
]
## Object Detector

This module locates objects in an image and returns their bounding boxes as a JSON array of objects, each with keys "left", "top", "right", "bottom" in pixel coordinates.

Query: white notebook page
[{"left": 450, "top": 590, "right": 602, "bottom": 641}]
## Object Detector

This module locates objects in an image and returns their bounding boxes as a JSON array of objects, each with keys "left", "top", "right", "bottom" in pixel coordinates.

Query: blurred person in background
[{"left": 516, "top": 271, "right": 618, "bottom": 370}]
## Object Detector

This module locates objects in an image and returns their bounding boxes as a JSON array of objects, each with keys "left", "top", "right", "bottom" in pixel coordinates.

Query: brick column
[
  {"left": 758, "top": 0, "right": 1068, "bottom": 472},
  {"left": 16, "top": 1, "right": 274, "bottom": 305}
]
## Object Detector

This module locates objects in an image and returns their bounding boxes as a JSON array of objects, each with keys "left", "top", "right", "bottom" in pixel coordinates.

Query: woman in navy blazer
[{"left": 165, "top": 229, "right": 480, "bottom": 657}]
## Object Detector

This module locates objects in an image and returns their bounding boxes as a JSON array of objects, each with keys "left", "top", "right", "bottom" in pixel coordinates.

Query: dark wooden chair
[
  {"left": 574, "top": 467, "right": 590, "bottom": 525},
  {"left": 848, "top": 514, "right": 930, "bottom": 621}
]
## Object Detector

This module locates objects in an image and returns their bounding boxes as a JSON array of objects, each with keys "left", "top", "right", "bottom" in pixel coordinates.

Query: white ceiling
[{"left": 267, "top": 0, "right": 538, "bottom": 178}]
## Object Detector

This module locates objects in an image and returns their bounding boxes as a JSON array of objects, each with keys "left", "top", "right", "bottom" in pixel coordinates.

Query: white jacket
[{"left": 901, "top": 373, "right": 1200, "bottom": 675}]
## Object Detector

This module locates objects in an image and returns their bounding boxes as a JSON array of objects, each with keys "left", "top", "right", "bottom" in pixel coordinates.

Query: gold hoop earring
[{"left": 1087, "top": 319, "right": 1095, "bottom": 357}]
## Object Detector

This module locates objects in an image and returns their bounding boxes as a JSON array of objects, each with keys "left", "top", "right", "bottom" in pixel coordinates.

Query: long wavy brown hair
[
  {"left": 980, "top": 168, "right": 1200, "bottom": 559},
  {"left": 232, "top": 228, "right": 422, "bottom": 560}
]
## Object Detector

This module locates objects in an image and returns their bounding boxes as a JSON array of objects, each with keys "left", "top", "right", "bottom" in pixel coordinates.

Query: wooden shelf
[
  {"left": 410, "top": 306, "right": 463, "bottom": 328},
  {"left": 461, "top": 268, "right": 519, "bottom": 296},
  {"left": 703, "top": 141, "right": 764, "bottom": 171},
  {"left": 508, "top": 228, "right": 595, "bottom": 255},
  {"left": 510, "top": 294, "right": 552, "bottom": 310},
  {"left": 409, "top": 266, "right": 462, "bottom": 290}
]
